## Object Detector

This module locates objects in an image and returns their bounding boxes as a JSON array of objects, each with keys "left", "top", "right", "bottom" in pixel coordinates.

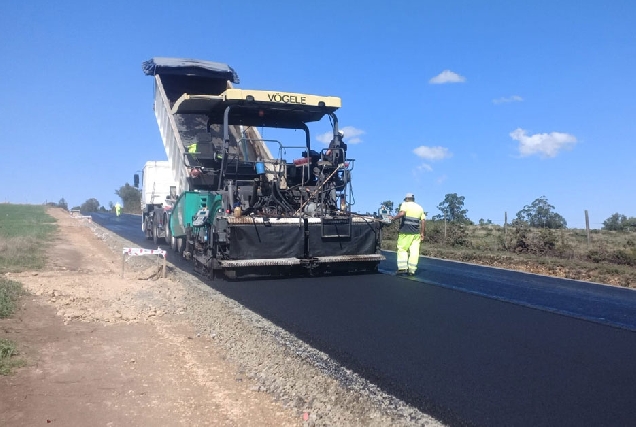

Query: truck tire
[
  {"left": 165, "top": 214, "right": 172, "bottom": 246},
  {"left": 145, "top": 216, "right": 153, "bottom": 240},
  {"left": 176, "top": 237, "right": 185, "bottom": 254},
  {"left": 153, "top": 217, "right": 165, "bottom": 245}
]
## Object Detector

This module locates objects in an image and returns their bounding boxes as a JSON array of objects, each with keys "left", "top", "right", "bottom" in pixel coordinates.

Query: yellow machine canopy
[{"left": 172, "top": 88, "right": 342, "bottom": 129}]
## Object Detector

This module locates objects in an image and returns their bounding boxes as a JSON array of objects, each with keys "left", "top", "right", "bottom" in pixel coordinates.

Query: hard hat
[
  {"left": 405, "top": 193, "right": 414, "bottom": 199},
  {"left": 338, "top": 130, "right": 344, "bottom": 137}
]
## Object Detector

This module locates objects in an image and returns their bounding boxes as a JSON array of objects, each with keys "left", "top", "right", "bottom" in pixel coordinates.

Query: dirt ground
[
  {"left": 0, "top": 209, "right": 298, "bottom": 426},
  {"left": 1, "top": 209, "right": 442, "bottom": 427}
]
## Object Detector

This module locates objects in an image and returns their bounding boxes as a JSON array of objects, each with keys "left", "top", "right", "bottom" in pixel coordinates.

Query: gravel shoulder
[{"left": 1, "top": 208, "right": 444, "bottom": 426}]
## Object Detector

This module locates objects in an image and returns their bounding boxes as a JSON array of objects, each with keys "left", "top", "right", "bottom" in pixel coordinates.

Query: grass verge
[
  {"left": 0, "top": 204, "right": 57, "bottom": 273},
  {"left": 0, "top": 278, "right": 25, "bottom": 318},
  {"left": 0, "top": 338, "right": 26, "bottom": 375}
]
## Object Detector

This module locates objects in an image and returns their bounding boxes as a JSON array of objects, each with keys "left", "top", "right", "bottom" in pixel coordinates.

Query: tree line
[
  {"left": 52, "top": 183, "right": 141, "bottom": 214},
  {"left": 381, "top": 194, "right": 633, "bottom": 231}
]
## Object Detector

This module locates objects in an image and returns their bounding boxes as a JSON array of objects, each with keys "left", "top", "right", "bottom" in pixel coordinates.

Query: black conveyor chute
[{"left": 142, "top": 57, "right": 240, "bottom": 83}]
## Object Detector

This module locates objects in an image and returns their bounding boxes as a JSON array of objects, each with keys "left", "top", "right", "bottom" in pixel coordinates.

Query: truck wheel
[
  {"left": 165, "top": 215, "right": 172, "bottom": 246},
  {"left": 152, "top": 219, "right": 164, "bottom": 245},
  {"left": 145, "top": 217, "right": 153, "bottom": 240},
  {"left": 176, "top": 237, "right": 185, "bottom": 254},
  {"left": 152, "top": 220, "right": 159, "bottom": 244}
]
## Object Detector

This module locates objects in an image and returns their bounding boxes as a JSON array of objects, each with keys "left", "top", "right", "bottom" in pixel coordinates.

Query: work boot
[
  {"left": 407, "top": 271, "right": 416, "bottom": 276},
  {"left": 396, "top": 269, "right": 408, "bottom": 275}
]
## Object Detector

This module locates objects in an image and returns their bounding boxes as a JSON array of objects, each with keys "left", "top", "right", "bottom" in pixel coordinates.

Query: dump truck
[{"left": 142, "top": 57, "right": 385, "bottom": 279}]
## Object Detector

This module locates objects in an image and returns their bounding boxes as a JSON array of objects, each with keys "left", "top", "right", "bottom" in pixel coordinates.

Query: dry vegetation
[{"left": 382, "top": 220, "right": 636, "bottom": 288}]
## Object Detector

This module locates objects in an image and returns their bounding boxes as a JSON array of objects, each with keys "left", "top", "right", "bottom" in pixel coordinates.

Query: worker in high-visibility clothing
[
  {"left": 391, "top": 193, "right": 426, "bottom": 276},
  {"left": 115, "top": 202, "right": 122, "bottom": 217},
  {"left": 188, "top": 143, "right": 198, "bottom": 154}
]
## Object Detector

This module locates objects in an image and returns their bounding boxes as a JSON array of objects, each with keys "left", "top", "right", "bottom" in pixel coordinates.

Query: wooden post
[
  {"left": 561, "top": 228, "right": 566, "bottom": 249},
  {"left": 503, "top": 212, "right": 508, "bottom": 249},
  {"left": 504, "top": 212, "right": 508, "bottom": 233},
  {"left": 121, "top": 253, "right": 126, "bottom": 278},
  {"left": 444, "top": 217, "right": 447, "bottom": 244},
  {"left": 585, "top": 210, "right": 590, "bottom": 247},
  {"left": 162, "top": 255, "right": 167, "bottom": 278}
]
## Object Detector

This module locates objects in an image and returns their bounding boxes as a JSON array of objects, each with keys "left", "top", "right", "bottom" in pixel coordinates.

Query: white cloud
[
  {"left": 429, "top": 70, "right": 466, "bottom": 84},
  {"left": 316, "top": 126, "right": 365, "bottom": 144},
  {"left": 412, "top": 146, "right": 451, "bottom": 176},
  {"left": 316, "top": 132, "right": 331, "bottom": 144},
  {"left": 340, "top": 126, "right": 365, "bottom": 144},
  {"left": 412, "top": 162, "right": 433, "bottom": 178},
  {"left": 493, "top": 95, "right": 523, "bottom": 105},
  {"left": 509, "top": 128, "right": 577, "bottom": 158},
  {"left": 436, "top": 175, "right": 447, "bottom": 184},
  {"left": 413, "top": 145, "right": 452, "bottom": 161}
]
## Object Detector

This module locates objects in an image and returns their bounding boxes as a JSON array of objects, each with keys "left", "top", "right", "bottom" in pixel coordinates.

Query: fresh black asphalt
[{"left": 91, "top": 212, "right": 636, "bottom": 427}]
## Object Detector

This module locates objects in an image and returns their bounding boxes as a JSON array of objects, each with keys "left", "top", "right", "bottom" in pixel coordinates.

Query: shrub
[
  {"left": 610, "top": 249, "right": 636, "bottom": 266},
  {"left": 425, "top": 221, "right": 445, "bottom": 244},
  {"left": 538, "top": 228, "right": 557, "bottom": 252},
  {"left": 447, "top": 223, "right": 471, "bottom": 247},
  {"left": 509, "top": 222, "right": 558, "bottom": 255}
]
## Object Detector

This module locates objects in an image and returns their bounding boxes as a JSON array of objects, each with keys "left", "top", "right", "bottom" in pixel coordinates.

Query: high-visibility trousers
[
  {"left": 397, "top": 233, "right": 421, "bottom": 273},
  {"left": 115, "top": 207, "right": 121, "bottom": 217}
]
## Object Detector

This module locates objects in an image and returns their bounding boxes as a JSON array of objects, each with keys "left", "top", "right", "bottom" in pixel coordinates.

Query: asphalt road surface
[{"left": 91, "top": 212, "right": 636, "bottom": 427}]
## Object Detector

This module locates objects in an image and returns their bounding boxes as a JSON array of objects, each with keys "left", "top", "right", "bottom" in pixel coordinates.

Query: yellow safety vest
[
  {"left": 188, "top": 143, "right": 198, "bottom": 153},
  {"left": 398, "top": 201, "right": 425, "bottom": 234}
]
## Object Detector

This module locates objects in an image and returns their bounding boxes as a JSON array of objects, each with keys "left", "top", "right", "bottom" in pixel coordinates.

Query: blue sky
[{"left": 1, "top": 1, "right": 634, "bottom": 228}]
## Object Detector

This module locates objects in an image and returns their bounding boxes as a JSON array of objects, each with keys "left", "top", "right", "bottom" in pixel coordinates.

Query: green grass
[
  {"left": 0, "top": 204, "right": 57, "bottom": 273},
  {"left": 0, "top": 278, "right": 24, "bottom": 318},
  {"left": 0, "top": 338, "right": 26, "bottom": 375}
]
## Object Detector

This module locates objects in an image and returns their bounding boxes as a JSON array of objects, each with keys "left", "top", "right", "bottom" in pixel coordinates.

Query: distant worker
[
  {"left": 391, "top": 193, "right": 426, "bottom": 276},
  {"left": 188, "top": 143, "right": 198, "bottom": 154},
  {"left": 115, "top": 202, "right": 122, "bottom": 217}
]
